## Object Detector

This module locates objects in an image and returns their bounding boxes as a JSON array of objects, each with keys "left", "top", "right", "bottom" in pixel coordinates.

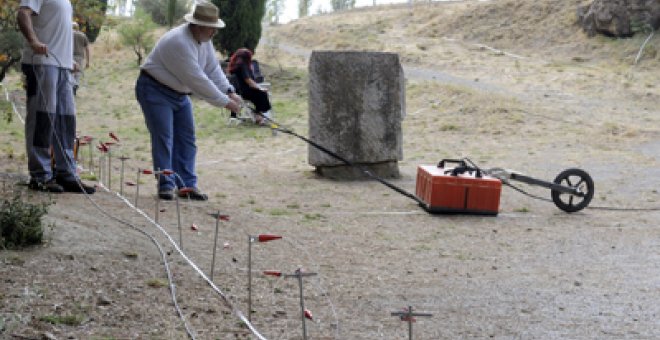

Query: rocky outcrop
[{"left": 577, "top": 0, "right": 660, "bottom": 37}]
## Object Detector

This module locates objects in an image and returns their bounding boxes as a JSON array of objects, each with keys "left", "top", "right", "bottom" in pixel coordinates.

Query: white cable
[
  {"left": 634, "top": 30, "right": 655, "bottom": 65},
  {"left": 28, "top": 54, "right": 203, "bottom": 339},
  {"left": 1, "top": 82, "right": 25, "bottom": 124},
  {"left": 111, "top": 190, "right": 267, "bottom": 339}
]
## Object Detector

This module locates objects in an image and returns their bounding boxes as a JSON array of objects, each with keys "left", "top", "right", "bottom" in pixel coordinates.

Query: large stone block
[{"left": 308, "top": 51, "right": 405, "bottom": 180}]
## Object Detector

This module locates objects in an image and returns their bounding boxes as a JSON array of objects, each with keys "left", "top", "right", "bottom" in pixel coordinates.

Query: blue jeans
[{"left": 135, "top": 73, "right": 197, "bottom": 191}]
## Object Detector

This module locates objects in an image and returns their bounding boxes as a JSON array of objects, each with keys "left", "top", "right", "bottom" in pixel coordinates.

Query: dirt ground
[{"left": 2, "top": 1, "right": 660, "bottom": 339}]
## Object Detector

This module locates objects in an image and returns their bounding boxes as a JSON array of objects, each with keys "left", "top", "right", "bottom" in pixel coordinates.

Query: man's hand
[
  {"left": 225, "top": 98, "right": 241, "bottom": 113},
  {"left": 30, "top": 40, "right": 48, "bottom": 55},
  {"left": 229, "top": 92, "right": 243, "bottom": 105}
]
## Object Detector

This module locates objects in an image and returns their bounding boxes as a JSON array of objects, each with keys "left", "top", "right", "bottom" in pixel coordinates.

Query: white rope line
[
  {"left": 634, "top": 30, "right": 655, "bottom": 65},
  {"left": 1, "top": 82, "right": 25, "bottom": 124},
  {"left": 111, "top": 190, "right": 267, "bottom": 339},
  {"left": 31, "top": 62, "right": 203, "bottom": 337},
  {"left": 89, "top": 183, "right": 198, "bottom": 339}
]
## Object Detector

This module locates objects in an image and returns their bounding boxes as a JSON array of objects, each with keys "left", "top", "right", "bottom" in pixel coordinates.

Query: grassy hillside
[{"left": 267, "top": 0, "right": 660, "bottom": 65}]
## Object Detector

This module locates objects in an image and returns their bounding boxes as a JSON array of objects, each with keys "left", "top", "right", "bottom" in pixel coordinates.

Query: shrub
[
  {"left": 118, "top": 8, "right": 157, "bottom": 65},
  {"left": 137, "top": 0, "right": 189, "bottom": 26},
  {"left": 0, "top": 192, "right": 51, "bottom": 249}
]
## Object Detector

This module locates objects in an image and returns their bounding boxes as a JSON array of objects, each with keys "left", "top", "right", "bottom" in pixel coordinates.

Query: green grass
[
  {"left": 268, "top": 208, "right": 290, "bottom": 216},
  {"left": 146, "top": 278, "right": 168, "bottom": 288},
  {"left": 39, "top": 314, "right": 84, "bottom": 326}
]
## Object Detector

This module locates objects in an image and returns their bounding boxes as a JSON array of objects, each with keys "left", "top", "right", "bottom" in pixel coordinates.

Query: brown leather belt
[{"left": 140, "top": 69, "right": 191, "bottom": 96}]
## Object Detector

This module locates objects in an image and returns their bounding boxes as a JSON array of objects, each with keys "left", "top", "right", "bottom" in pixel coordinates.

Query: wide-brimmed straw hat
[{"left": 184, "top": 2, "right": 225, "bottom": 29}]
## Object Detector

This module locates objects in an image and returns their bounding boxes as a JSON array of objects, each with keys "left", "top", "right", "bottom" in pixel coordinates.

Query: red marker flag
[
  {"left": 257, "top": 234, "right": 282, "bottom": 242},
  {"left": 97, "top": 142, "right": 108, "bottom": 153},
  {"left": 263, "top": 270, "right": 282, "bottom": 277}
]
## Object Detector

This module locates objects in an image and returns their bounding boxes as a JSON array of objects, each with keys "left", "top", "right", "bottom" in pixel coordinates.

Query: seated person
[{"left": 227, "top": 48, "right": 271, "bottom": 124}]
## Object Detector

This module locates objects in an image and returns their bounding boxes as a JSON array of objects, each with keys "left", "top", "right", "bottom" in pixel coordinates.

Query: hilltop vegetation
[{"left": 267, "top": 0, "right": 659, "bottom": 66}]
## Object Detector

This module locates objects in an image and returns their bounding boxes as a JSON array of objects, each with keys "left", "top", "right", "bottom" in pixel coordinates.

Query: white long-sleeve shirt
[{"left": 141, "top": 24, "right": 234, "bottom": 107}]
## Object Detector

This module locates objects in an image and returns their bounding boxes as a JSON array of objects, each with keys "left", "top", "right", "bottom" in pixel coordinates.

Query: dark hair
[{"left": 228, "top": 48, "right": 253, "bottom": 74}]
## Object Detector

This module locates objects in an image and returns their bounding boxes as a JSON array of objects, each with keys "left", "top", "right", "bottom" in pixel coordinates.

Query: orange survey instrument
[{"left": 416, "top": 159, "right": 502, "bottom": 215}]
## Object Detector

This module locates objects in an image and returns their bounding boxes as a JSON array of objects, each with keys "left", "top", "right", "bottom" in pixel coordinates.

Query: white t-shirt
[
  {"left": 141, "top": 24, "right": 233, "bottom": 107},
  {"left": 20, "top": 0, "right": 74, "bottom": 69}
]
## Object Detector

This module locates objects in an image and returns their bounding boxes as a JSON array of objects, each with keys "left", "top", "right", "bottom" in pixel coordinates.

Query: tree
[
  {"left": 0, "top": 0, "right": 22, "bottom": 83},
  {"left": 118, "top": 8, "right": 157, "bottom": 65},
  {"left": 298, "top": 0, "right": 311, "bottom": 18},
  {"left": 213, "top": 0, "right": 267, "bottom": 57},
  {"left": 331, "top": 0, "right": 355, "bottom": 11},
  {"left": 167, "top": 0, "right": 176, "bottom": 27},
  {"left": 266, "top": 0, "right": 284, "bottom": 24},
  {"left": 72, "top": 0, "right": 108, "bottom": 42},
  {"left": 138, "top": 0, "right": 188, "bottom": 26}
]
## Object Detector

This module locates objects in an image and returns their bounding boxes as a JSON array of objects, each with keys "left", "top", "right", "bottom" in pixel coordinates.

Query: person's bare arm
[
  {"left": 17, "top": 7, "right": 47, "bottom": 55},
  {"left": 245, "top": 77, "right": 267, "bottom": 92},
  {"left": 84, "top": 45, "right": 90, "bottom": 68}
]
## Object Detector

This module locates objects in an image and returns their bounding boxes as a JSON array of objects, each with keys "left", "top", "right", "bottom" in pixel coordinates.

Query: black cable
[
  {"left": 464, "top": 157, "right": 660, "bottom": 212},
  {"left": 586, "top": 205, "right": 660, "bottom": 212},
  {"left": 503, "top": 182, "right": 554, "bottom": 203},
  {"left": 262, "top": 116, "right": 426, "bottom": 206}
]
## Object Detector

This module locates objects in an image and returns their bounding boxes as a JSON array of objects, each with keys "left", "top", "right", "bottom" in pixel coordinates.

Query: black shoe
[
  {"left": 177, "top": 187, "right": 208, "bottom": 201},
  {"left": 158, "top": 189, "right": 174, "bottom": 200},
  {"left": 57, "top": 178, "right": 96, "bottom": 194},
  {"left": 28, "top": 179, "right": 64, "bottom": 193}
]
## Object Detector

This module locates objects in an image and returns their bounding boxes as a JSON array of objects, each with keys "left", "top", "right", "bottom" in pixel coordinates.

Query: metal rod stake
[
  {"left": 298, "top": 273, "right": 307, "bottom": 340},
  {"left": 98, "top": 156, "right": 104, "bottom": 185},
  {"left": 119, "top": 157, "right": 127, "bottom": 196},
  {"left": 210, "top": 210, "right": 220, "bottom": 281},
  {"left": 391, "top": 305, "right": 433, "bottom": 340},
  {"left": 155, "top": 193, "right": 159, "bottom": 223},
  {"left": 135, "top": 170, "right": 141, "bottom": 207},
  {"left": 284, "top": 269, "right": 317, "bottom": 340},
  {"left": 88, "top": 142, "right": 93, "bottom": 173},
  {"left": 176, "top": 194, "right": 183, "bottom": 251},
  {"left": 155, "top": 169, "right": 160, "bottom": 223},
  {"left": 248, "top": 235, "right": 253, "bottom": 322},
  {"left": 107, "top": 149, "right": 112, "bottom": 191}
]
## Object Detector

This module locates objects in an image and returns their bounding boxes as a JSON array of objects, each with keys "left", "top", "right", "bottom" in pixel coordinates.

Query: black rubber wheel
[{"left": 551, "top": 168, "right": 594, "bottom": 213}]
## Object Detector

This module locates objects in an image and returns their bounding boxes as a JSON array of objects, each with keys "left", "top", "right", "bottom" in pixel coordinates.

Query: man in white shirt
[
  {"left": 17, "top": 0, "right": 95, "bottom": 194},
  {"left": 136, "top": 2, "right": 241, "bottom": 201}
]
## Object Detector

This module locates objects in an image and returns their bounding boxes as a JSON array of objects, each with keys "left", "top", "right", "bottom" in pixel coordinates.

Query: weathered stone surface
[
  {"left": 314, "top": 161, "right": 400, "bottom": 180},
  {"left": 577, "top": 0, "right": 660, "bottom": 37},
  {"left": 308, "top": 51, "right": 405, "bottom": 180}
]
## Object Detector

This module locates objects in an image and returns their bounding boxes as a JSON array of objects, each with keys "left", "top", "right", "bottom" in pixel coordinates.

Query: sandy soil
[{"left": 2, "top": 1, "right": 660, "bottom": 339}]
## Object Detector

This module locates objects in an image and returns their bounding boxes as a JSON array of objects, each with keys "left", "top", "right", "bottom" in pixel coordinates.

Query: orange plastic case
[{"left": 416, "top": 165, "right": 502, "bottom": 215}]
